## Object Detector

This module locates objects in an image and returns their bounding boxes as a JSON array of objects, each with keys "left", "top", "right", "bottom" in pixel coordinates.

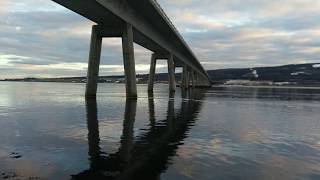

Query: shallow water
[{"left": 0, "top": 82, "right": 319, "bottom": 180}]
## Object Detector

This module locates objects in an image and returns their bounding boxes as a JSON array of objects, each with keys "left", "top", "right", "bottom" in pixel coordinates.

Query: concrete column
[
  {"left": 206, "top": 75, "right": 212, "bottom": 87},
  {"left": 186, "top": 69, "right": 190, "bottom": 88},
  {"left": 191, "top": 70, "right": 196, "bottom": 88},
  {"left": 182, "top": 65, "right": 185, "bottom": 88},
  {"left": 196, "top": 74, "right": 211, "bottom": 87},
  {"left": 181, "top": 88, "right": 188, "bottom": 98},
  {"left": 148, "top": 54, "right": 157, "bottom": 92},
  {"left": 198, "top": 74, "right": 204, "bottom": 87},
  {"left": 198, "top": 74, "right": 211, "bottom": 87},
  {"left": 167, "top": 54, "right": 176, "bottom": 92},
  {"left": 195, "top": 73, "right": 199, "bottom": 87},
  {"left": 182, "top": 64, "right": 189, "bottom": 89},
  {"left": 86, "top": 25, "right": 103, "bottom": 97},
  {"left": 169, "top": 90, "right": 175, "bottom": 99},
  {"left": 122, "top": 23, "right": 137, "bottom": 98}
]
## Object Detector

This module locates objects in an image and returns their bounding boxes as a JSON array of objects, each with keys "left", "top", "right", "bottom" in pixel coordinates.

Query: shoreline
[
  {"left": 2, "top": 81, "right": 320, "bottom": 89},
  {"left": 215, "top": 84, "right": 320, "bottom": 89}
]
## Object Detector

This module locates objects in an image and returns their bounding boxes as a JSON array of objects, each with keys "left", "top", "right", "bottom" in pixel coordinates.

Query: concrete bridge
[{"left": 52, "top": 0, "right": 212, "bottom": 97}]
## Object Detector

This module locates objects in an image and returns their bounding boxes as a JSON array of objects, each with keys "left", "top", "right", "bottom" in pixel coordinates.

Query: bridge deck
[{"left": 52, "top": 0, "right": 210, "bottom": 80}]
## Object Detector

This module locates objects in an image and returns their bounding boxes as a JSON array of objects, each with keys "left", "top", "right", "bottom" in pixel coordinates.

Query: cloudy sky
[{"left": 0, "top": 0, "right": 320, "bottom": 78}]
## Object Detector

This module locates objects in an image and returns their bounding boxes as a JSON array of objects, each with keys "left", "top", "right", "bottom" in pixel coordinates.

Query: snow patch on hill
[
  {"left": 291, "top": 71, "right": 312, "bottom": 76},
  {"left": 313, "top": 64, "right": 320, "bottom": 68},
  {"left": 291, "top": 72, "right": 306, "bottom": 76},
  {"left": 252, "top": 69, "right": 259, "bottom": 78}
]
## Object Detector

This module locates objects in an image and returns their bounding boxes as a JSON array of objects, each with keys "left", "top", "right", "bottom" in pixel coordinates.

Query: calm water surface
[{"left": 0, "top": 82, "right": 319, "bottom": 180}]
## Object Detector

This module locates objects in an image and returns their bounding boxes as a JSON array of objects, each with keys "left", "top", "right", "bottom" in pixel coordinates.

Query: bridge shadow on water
[{"left": 72, "top": 89, "right": 206, "bottom": 180}]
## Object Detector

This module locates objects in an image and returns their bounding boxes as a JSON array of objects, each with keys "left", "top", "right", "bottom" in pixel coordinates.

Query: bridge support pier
[
  {"left": 195, "top": 72, "right": 200, "bottom": 87},
  {"left": 188, "top": 70, "right": 192, "bottom": 87},
  {"left": 167, "top": 54, "right": 176, "bottom": 92},
  {"left": 148, "top": 54, "right": 157, "bottom": 92},
  {"left": 85, "top": 24, "right": 138, "bottom": 98},
  {"left": 122, "top": 23, "right": 137, "bottom": 98},
  {"left": 191, "top": 70, "right": 196, "bottom": 88},
  {"left": 148, "top": 53, "right": 176, "bottom": 92},
  {"left": 86, "top": 25, "right": 103, "bottom": 97},
  {"left": 182, "top": 64, "right": 190, "bottom": 89},
  {"left": 194, "top": 73, "right": 211, "bottom": 88},
  {"left": 195, "top": 73, "right": 199, "bottom": 87},
  {"left": 196, "top": 73, "right": 203, "bottom": 87}
]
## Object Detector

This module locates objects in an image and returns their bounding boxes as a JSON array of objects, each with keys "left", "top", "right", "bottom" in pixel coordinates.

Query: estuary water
[{"left": 0, "top": 82, "right": 319, "bottom": 180}]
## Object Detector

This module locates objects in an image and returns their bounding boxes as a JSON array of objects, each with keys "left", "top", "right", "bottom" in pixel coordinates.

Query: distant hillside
[
  {"left": 2, "top": 63, "right": 320, "bottom": 85},
  {"left": 208, "top": 63, "right": 320, "bottom": 84}
]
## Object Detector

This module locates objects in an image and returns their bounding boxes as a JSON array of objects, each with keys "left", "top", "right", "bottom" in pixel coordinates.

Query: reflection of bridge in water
[{"left": 72, "top": 89, "right": 206, "bottom": 179}]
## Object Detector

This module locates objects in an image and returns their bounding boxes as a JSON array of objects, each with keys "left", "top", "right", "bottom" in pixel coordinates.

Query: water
[{"left": 0, "top": 82, "right": 319, "bottom": 180}]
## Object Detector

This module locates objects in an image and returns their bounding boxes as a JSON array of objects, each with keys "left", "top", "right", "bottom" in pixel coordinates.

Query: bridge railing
[
  {"left": 150, "top": 0, "right": 179, "bottom": 34},
  {"left": 149, "top": 1, "right": 207, "bottom": 69},
  {"left": 150, "top": 0, "right": 194, "bottom": 52},
  {"left": 149, "top": 0, "right": 211, "bottom": 83}
]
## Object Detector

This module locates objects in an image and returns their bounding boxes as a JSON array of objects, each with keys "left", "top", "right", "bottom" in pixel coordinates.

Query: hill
[
  {"left": 2, "top": 63, "right": 320, "bottom": 86},
  {"left": 208, "top": 63, "right": 320, "bottom": 85}
]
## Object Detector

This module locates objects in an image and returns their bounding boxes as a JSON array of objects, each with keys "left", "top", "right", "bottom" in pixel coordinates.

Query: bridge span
[{"left": 52, "top": 0, "right": 212, "bottom": 97}]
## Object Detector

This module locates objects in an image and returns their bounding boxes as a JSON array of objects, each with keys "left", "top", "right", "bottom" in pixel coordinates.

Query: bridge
[{"left": 52, "top": 0, "right": 212, "bottom": 97}]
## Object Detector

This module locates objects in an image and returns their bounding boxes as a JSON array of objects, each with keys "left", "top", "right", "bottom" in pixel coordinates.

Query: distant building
[
  {"left": 274, "top": 82, "right": 291, "bottom": 86},
  {"left": 224, "top": 80, "right": 273, "bottom": 86}
]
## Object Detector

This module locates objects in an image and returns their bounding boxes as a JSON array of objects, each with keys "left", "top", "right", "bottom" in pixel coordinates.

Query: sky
[{"left": 0, "top": 0, "right": 320, "bottom": 78}]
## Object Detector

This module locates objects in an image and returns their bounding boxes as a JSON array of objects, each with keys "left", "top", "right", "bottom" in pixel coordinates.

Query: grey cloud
[
  {"left": 9, "top": 58, "right": 55, "bottom": 65},
  {"left": 1, "top": 0, "right": 320, "bottom": 78}
]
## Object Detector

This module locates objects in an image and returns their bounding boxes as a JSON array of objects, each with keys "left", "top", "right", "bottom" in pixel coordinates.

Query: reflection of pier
[{"left": 72, "top": 90, "right": 205, "bottom": 179}]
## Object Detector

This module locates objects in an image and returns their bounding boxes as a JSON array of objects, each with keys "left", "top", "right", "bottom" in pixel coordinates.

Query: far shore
[
  {"left": 216, "top": 84, "right": 320, "bottom": 89},
  {"left": 2, "top": 80, "right": 320, "bottom": 90}
]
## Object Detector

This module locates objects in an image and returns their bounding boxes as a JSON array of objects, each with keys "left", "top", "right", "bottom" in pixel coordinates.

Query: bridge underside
[{"left": 52, "top": 0, "right": 212, "bottom": 97}]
